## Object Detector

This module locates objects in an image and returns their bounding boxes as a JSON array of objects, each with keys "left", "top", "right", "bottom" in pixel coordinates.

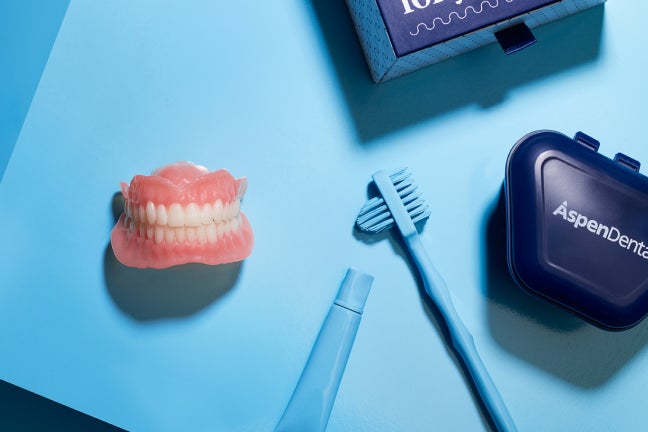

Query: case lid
[{"left": 505, "top": 130, "right": 648, "bottom": 330}]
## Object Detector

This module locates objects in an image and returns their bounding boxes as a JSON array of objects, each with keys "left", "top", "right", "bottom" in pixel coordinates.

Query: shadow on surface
[
  {"left": 0, "top": 380, "right": 124, "bottom": 432},
  {"left": 104, "top": 192, "right": 242, "bottom": 321},
  {"left": 308, "top": 0, "right": 605, "bottom": 143},
  {"left": 483, "top": 187, "right": 648, "bottom": 388},
  {"left": 104, "top": 246, "right": 242, "bottom": 321},
  {"left": 0, "top": 0, "right": 70, "bottom": 181}
]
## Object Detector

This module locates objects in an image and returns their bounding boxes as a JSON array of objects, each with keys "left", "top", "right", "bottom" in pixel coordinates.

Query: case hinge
[
  {"left": 573, "top": 132, "right": 600, "bottom": 152},
  {"left": 614, "top": 153, "right": 641, "bottom": 172}
]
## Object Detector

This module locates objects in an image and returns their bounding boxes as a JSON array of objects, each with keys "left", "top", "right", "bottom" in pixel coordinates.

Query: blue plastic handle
[{"left": 406, "top": 234, "right": 518, "bottom": 432}]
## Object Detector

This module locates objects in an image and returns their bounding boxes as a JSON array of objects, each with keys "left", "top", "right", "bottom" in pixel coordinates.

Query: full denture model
[{"left": 110, "top": 162, "right": 254, "bottom": 269}]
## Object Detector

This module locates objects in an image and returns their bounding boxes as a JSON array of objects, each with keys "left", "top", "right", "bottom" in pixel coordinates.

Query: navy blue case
[{"left": 505, "top": 130, "right": 648, "bottom": 330}]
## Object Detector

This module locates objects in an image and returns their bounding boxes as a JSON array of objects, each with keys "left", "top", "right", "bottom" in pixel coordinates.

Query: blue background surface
[
  {"left": 1, "top": 1, "right": 647, "bottom": 431},
  {"left": 0, "top": 0, "right": 70, "bottom": 180}
]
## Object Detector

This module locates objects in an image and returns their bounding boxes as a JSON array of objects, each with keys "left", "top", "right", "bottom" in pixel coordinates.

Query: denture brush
[{"left": 356, "top": 168, "right": 517, "bottom": 432}]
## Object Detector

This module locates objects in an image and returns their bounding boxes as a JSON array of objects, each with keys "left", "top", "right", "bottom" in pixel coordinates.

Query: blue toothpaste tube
[{"left": 275, "top": 267, "right": 373, "bottom": 432}]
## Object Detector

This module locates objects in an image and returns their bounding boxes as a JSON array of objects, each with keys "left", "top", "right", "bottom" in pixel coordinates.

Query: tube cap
[{"left": 334, "top": 267, "right": 373, "bottom": 314}]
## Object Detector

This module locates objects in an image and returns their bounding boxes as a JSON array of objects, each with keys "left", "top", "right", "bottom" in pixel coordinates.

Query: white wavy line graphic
[{"left": 409, "top": 0, "right": 515, "bottom": 36}]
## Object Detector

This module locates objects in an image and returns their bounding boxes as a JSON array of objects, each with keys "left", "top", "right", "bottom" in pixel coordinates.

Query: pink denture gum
[{"left": 110, "top": 162, "right": 254, "bottom": 269}]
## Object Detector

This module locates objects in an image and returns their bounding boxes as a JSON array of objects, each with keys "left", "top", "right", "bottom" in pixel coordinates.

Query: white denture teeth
[
  {"left": 196, "top": 225, "right": 207, "bottom": 244},
  {"left": 123, "top": 198, "right": 243, "bottom": 244},
  {"left": 213, "top": 200, "right": 223, "bottom": 223},
  {"left": 146, "top": 201, "right": 156, "bottom": 224},
  {"left": 138, "top": 205, "right": 146, "bottom": 223},
  {"left": 167, "top": 203, "right": 184, "bottom": 227},
  {"left": 157, "top": 204, "right": 168, "bottom": 225},
  {"left": 185, "top": 203, "right": 201, "bottom": 226},
  {"left": 225, "top": 202, "right": 233, "bottom": 220},
  {"left": 155, "top": 226, "right": 164, "bottom": 244},
  {"left": 164, "top": 227, "right": 176, "bottom": 243},
  {"left": 175, "top": 227, "right": 186, "bottom": 243},
  {"left": 201, "top": 203, "right": 212, "bottom": 225},
  {"left": 207, "top": 223, "right": 217, "bottom": 243},
  {"left": 186, "top": 227, "right": 197, "bottom": 243}
]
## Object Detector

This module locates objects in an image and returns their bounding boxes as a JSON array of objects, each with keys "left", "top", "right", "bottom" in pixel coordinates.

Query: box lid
[{"left": 377, "top": 0, "right": 559, "bottom": 56}]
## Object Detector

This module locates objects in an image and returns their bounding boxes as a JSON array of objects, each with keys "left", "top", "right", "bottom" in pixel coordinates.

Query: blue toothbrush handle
[{"left": 406, "top": 234, "right": 517, "bottom": 432}]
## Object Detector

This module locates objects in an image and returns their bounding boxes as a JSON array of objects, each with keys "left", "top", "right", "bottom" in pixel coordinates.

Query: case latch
[
  {"left": 573, "top": 132, "right": 600, "bottom": 152},
  {"left": 614, "top": 153, "right": 641, "bottom": 172},
  {"left": 495, "top": 23, "right": 537, "bottom": 55}
]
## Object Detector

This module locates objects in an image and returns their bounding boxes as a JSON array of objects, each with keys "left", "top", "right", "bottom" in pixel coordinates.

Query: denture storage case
[
  {"left": 505, "top": 130, "right": 648, "bottom": 330},
  {"left": 345, "top": 0, "right": 606, "bottom": 82}
]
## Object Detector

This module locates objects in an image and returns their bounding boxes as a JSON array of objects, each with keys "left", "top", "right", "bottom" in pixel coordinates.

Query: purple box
[{"left": 345, "top": 0, "right": 606, "bottom": 82}]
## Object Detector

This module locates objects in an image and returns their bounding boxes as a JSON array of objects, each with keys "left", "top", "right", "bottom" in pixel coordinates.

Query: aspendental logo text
[{"left": 553, "top": 201, "right": 648, "bottom": 260}]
